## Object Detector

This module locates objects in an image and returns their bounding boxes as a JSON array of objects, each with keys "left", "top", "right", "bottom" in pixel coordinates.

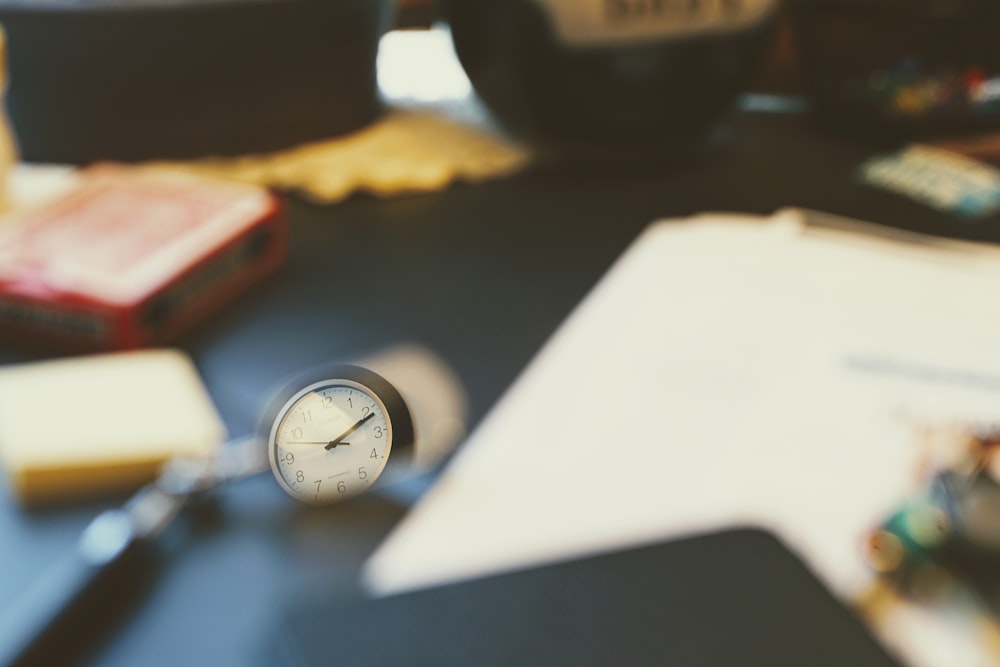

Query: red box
[{"left": 0, "top": 165, "right": 286, "bottom": 350}]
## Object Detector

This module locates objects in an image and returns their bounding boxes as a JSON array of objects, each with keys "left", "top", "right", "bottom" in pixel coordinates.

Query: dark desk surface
[{"left": 0, "top": 108, "right": 996, "bottom": 666}]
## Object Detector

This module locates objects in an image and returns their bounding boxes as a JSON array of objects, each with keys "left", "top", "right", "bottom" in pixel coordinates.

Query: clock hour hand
[{"left": 325, "top": 412, "right": 375, "bottom": 450}]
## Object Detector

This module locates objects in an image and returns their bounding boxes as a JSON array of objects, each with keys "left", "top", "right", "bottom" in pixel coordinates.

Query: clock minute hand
[{"left": 325, "top": 412, "right": 376, "bottom": 450}]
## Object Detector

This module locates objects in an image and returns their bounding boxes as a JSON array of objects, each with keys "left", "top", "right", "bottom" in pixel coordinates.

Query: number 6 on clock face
[{"left": 266, "top": 366, "right": 414, "bottom": 505}]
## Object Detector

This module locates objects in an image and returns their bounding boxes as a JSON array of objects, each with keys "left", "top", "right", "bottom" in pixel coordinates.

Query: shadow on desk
[{"left": 261, "top": 529, "right": 901, "bottom": 667}]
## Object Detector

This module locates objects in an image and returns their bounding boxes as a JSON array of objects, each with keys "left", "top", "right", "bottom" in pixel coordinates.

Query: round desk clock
[
  {"left": 258, "top": 346, "right": 467, "bottom": 506},
  {"left": 267, "top": 365, "right": 414, "bottom": 505}
]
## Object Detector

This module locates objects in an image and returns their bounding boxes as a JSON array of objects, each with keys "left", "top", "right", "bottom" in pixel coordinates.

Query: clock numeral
[
  {"left": 296, "top": 470, "right": 305, "bottom": 483},
  {"left": 337, "top": 481, "right": 347, "bottom": 494},
  {"left": 373, "top": 426, "right": 383, "bottom": 439},
  {"left": 370, "top": 448, "right": 378, "bottom": 460},
  {"left": 362, "top": 406, "right": 370, "bottom": 416},
  {"left": 358, "top": 467, "right": 368, "bottom": 481},
  {"left": 301, "top": 410, "right": 312, "bottom": 423},
  {"left": 292, "top": 427, "right": 303, "bottom": 440},
  {"left": 347, "top": 397, "right": 353, "bottom": 408},
  {"left": 283, "top": 452, "right": 294, "bottom": 465},
  {"left": 314, "top": 480, "right": 322, "bottom": 495},
  {"left": 322, "top": 396, "right": 333, "bottom": 408}
]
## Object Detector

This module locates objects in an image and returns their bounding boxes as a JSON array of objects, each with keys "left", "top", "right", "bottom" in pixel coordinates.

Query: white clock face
[{"left": 269, "top": 379, "right": 393, "bottom": 504}]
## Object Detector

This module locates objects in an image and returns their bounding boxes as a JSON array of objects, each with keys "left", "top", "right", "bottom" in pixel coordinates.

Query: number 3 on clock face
[{"left": 266, "top": 366, "right": 414, "bottom": 505}]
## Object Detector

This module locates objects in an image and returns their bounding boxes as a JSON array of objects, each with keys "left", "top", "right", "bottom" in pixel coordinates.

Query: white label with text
[{"left": 530, "top": 0, "right": 776, "bottom": 47}]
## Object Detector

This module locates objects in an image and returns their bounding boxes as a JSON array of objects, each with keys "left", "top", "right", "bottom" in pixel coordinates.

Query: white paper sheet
[{"left": 364, "top": 209, "right": 1000, "bottom": 667}]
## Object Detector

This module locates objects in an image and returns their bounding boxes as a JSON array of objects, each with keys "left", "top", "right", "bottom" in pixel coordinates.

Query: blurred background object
[
  {"left": 0, "top": 26, "right": 16, "bottom": 211},
  {"left": 0, "top": 165, "right": 286, "bottom": 351},
  {"left": 0, "top": 0, "right": 390, "bottom": 163},
  {"left": 150, "top": 27, "right": 532, "bottom": 204},
  {"left": 788, "top": 0, "right": 1000, "bottom": 140},
  {"left": 395, "top": 0, "right": 441, "bottom": 28},
  {"left": 445, "top": 0, "right": 778, "bottom": 160}
]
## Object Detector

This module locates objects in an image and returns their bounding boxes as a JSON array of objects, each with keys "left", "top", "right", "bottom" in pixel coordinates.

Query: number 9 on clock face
[{"left": 268, "top": 379, "right": 393, "bottom": 504}]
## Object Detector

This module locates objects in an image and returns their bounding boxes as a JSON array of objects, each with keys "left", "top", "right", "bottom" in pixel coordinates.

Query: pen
[
  {"left": 0, "top": 487, "right": 181, "bottom": 667},
  {"left": 0, "top": 436, "right": 265, "bottom": 667}
]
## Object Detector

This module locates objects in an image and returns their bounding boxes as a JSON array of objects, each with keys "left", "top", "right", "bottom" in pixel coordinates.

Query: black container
[
  {"left": 0, "top": 0, "right": 390, "bottom": 164},
  {"left": 789, "top": 0, "right": 1000, "bottom": 139},
  {"left": 446, "top": 0, "right": 776, "bottom": 160}
]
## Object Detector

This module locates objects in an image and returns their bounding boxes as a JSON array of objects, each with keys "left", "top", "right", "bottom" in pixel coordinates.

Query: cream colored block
[{"left": 0, "top": 349, "right": 226, "bottom": 505}]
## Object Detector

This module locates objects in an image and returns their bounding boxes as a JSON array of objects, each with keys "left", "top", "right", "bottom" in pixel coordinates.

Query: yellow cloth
[{"left": 150, "top": 110, "right": 532, "bottom": 204}]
